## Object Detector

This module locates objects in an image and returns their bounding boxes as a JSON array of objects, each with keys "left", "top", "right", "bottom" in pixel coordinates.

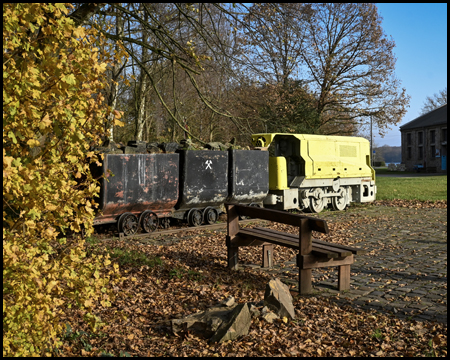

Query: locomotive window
[{"left": 279, "top": 139, "right": 288, "bottom": 154}]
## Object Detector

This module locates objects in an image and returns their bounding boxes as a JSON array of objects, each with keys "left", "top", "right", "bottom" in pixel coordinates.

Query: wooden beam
[
  {"left": 297, "top": 254, "right": 354, "bottom": 269},
  {"left": 262, "top": 244, "right": 273, "bottom": 268},
  {"left": 338, "top": 265, "right": 351, "bottom": 291},
  {"left": 299, "top": 269, "right": 312, "bottom": 294},
  {"left": 225, "top": 204, "right": 240, "bottom": 238},
  {"left": 254, "top": 227, "right": 363, "bottom": 255},
  {"left": 225, "top": 203, "right": 329, "bottom": 234},
  {"left": 299, "top": 218, "right": 312, "bottom": 256}
]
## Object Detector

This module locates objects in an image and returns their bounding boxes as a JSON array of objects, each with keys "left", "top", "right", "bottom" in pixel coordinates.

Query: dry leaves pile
[
  {"left": 374, "top": 199, "right": 447, "bottom": 209},
  {"left": 59, "top": 200, "right": 447, "bottom": 357}
]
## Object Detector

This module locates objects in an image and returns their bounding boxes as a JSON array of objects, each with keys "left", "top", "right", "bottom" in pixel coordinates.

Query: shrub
[
  {"left": 3, "top": 4, "right": 125, "bottom": 356},
  {"left": 373, "top": 161, "right": 386, "bottom": 167}
]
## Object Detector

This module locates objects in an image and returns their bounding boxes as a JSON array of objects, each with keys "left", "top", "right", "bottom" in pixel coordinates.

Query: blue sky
[{"left": 373, "top": 3, "right": 447, "bottom": 147}]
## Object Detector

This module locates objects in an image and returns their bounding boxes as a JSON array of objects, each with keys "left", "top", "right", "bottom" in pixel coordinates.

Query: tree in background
[
  {"left": 62, "top": 3, "right": 411, "bottom": 144},
  {"left": 227, "top": 4, "right": 320, "bottom": 135},
  {"left": 86, "top": 3, "right": 246, "bottom": 145},
  {"left": 237, "top": 4, "right": 312, "bottom": 88},
  {"left": 420, "top": 87, "right": 447, "bottom": 115},
  {"left": 298, "top": 3, "right": 410, "bottom": 136},
  {"left": 258, "top": 81, "right": 322, "bottom": 134},
  {"left": 220, "top": 3, "right": 410, "bottom": 137},
  {"left": 3, "top": 4, "right": 123, "bottom": 356}
]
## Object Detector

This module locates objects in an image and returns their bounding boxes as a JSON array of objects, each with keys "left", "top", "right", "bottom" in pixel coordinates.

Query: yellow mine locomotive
[{"left": 252, "top": 133, "right": 376, "bottom": 213}]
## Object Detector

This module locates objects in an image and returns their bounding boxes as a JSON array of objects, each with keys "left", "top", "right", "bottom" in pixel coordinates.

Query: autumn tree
[
  {"left": 236, "top": 4, "right": 312, "bottom": 88},
  {"left": 221, "top": 4, "right": 319, "bottom": 135},
  {"left": 228, "top": 3, "right": 411, "bottom": 137},
  {"left": 297, "top": 3, "right": 410, "bottom": 135},
  {"left": 70, "top": 3, "right": 254, "bottom": 144},
  {"left": 420, "top": 86, "right": 447, "bottom": 115},
  {"left": 3, "top": 3, "right": 122, "bottom": 356},
  {"left": 62, "top": 3, "right": 411, "bottom": 142}
]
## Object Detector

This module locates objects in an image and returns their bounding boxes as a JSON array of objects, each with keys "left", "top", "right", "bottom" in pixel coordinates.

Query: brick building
[{"left": 400, "top": 104, "right": 447, "bottom": 173}]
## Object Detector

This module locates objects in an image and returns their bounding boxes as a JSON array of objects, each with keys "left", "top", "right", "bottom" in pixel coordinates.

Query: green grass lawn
[
  {"left": 374, "top": 167, "right": 418, "bottom": 175},
  {"left": 375, "top": 175, "right": 447, "bottom": 201}
]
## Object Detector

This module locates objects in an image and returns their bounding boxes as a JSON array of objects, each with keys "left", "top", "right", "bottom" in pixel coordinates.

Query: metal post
[{"left": 370, "top": 116, "right": 373, "bottom": 167}]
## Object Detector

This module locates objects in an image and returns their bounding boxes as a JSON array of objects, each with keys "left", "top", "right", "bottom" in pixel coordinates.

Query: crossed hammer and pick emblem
[{"left": 205, "top": 160, "right": 212, "bottom": 170}]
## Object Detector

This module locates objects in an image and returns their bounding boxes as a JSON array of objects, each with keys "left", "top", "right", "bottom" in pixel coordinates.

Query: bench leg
[
  {"left": 227, "top": 246, "right": 239, "bottom": 270},
  {"left": 338, "top": 265, "right": 351, "bottom": 291},
  {"left": 299, "top": 269, "right": 312, "bottom": 295},
  {"left": 262, "top": 244, "right": 273, "bottom": 268}
]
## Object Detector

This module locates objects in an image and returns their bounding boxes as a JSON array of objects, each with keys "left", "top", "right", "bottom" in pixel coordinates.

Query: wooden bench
[{"left": 225, "top": 203, "right": 366, "bottom": 294}]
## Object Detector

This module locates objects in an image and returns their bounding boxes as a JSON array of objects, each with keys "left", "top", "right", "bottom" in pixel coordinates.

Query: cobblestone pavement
[{"left": 244, "top": 205, "right": 447, "bottom": 324}]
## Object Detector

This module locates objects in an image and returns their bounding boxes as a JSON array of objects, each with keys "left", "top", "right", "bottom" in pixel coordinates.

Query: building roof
[{"left": 400, "top": 103, "right": 447, "bottom": 131}]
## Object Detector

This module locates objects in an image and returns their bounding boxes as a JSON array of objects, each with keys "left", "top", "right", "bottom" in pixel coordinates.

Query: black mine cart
[
  {"left": 227, "top": 149, "right": 269, "bottom": 205},
  {"left": 93, "top": 153, "right": 179, "bottom": 235},
  {"left": 174, "top": 150, "right": 229, "bottom": 226}
]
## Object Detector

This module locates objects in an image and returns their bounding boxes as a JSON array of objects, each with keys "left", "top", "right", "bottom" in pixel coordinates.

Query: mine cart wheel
[
  {"left": 118, "top": 212, "right": 139, "bottom": 236},
  {"left": 203, "top": 207, "right": 218, "bottom": 225},
  {"left": 187, "top": 208, "right": 203, "bottom": 227},
  {"left": 331, "top": 187, "right": 348, "bottom": 211},
  {"left": 309, "top": 188, "right": 326, "bottom": 213},
  {"left": 161, "top": 217, "right": 170, "bottom": 229},
  {"left": 139, "top": 211, "right": 159, "bottom": 233}
]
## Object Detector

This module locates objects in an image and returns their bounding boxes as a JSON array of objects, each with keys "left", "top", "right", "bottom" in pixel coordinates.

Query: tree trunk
[
  {"left": 134, "top": 10, "right": 149, "bottom": 141},
  {"left": 107, "top": 11, "right": 123, "bottom": 141}
]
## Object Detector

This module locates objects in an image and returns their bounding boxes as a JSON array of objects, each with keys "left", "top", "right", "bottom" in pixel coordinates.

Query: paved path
[{"left": 246, "top": 205, "right": 447, "bottom": 323}]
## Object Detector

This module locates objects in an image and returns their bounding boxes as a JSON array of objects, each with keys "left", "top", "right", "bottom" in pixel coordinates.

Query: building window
[
  {"left": 443, "top": 128, "right": 447, "bottom": 143},
  {"left": 418, "top": 131, "right": 423, "bottom": 145},
  {"left": 406, "top": 133, "right": 412, "bottom": 146},
  {"left": 407, "top": 147, "right": 412, "bottom": 160},
  {"left": 430, "top": 130, "right": 436, "bottom": 144},
  {"left": 431, "top": 145, "right": 436, "bottom": 158},
  {"left": 418, "top": 146, "right": 423, "bottom": 160}
]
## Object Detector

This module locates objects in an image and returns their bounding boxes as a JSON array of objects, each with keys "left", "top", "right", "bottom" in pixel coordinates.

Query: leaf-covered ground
[{"left": 59, "top": 200, "right": 447, "bottom": 357}]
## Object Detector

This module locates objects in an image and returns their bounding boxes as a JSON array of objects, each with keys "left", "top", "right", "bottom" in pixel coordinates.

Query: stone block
[
  {"left": 261, "top": 312, "right": 279, "bottom": 324},
  {"left": 171, "top": 305, "right": 237, "bottom": 338},
  {"left": 209, "top": 304, "right": 252, "bottom": 343},
  {"left": 264, "top": 278, "right": 296, "bottom": 319}
]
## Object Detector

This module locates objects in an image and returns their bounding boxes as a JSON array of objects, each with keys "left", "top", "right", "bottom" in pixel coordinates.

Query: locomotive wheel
[
  {"left": 203, "top": 207, "right": 218, "bottom": 225},
  {"left": 187, "top": 208, "right": 202, "bottom": 227},
  {"left": 117, "top": 212, "right": 139, "bottom": 236},
  {"left": 331, "top": 188, "right": 348, "bottom": 211},
  {"left": 139, "top": 211, "right": 159, "bottom": 233},
  {"left": 309, "top": 189, "right": 326, "bottom": 213}
]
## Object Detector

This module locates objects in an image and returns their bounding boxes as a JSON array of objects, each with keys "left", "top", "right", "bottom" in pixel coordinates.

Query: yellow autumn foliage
[{"left": 3, "top": 3, "right": 123, "bottom": 356}]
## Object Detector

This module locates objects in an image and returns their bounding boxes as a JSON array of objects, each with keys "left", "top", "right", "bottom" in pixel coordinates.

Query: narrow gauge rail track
[{"left": 98, "top": 218, "right": 267, "bottom": 244}]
